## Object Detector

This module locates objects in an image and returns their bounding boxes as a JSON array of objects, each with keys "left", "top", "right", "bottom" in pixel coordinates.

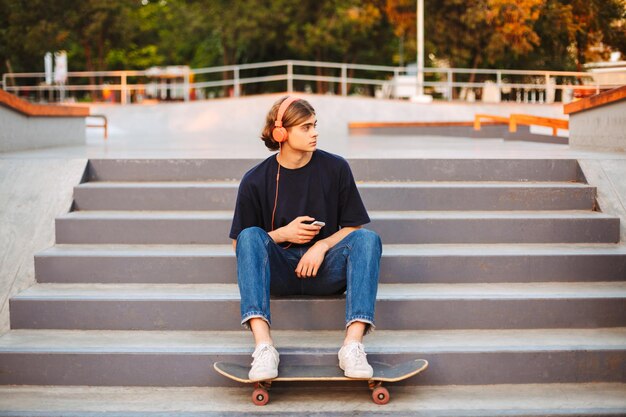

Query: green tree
[
  {"left": 482, "top": 0, "right": 543, "bottom": 63},
  {"left": 0, "top": 0, "right": 10, "bottom": 76},
  {"left": 424, "top": 0, "right": 543, "bottom": 69},
  {"left": 525, "top": 0, "right": 577, "bottom": 70},
  {"left": 200, "top": 0, "right": 286, "bottom": 66},
  {"left": 106, "top": 0, "right": 222, "bottom": 70},
  {"left": 2, "top": 0, "right": 72, "bottom": 73},
  {"left": 285, "top": 0, "right": 393, "bottom": 92},
  {"left": 0, "top": 0, "right": 136, "bottom": 74},
  {"left": 387, "top": 0, "right": 625, "bottom": 71},
  {"left": 565, "top": 0, "right": 626, "bottom": 69},
  {"left": 1, "top": 0, "right": 624, "bottom": 85},
  {"left": 70, "top": 1, "right": 136, "bottom": 72},
  {"left": 385, "top": 0, "right": 418, "bottom": 66},
  {"left": 287, "top": 0, "right": 386, "bottom": 62}
]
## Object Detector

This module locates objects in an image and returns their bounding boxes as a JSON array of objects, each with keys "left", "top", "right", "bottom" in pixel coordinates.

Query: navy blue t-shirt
[{"left": 229, "top": 149, "right": 370, "bottom": 246}]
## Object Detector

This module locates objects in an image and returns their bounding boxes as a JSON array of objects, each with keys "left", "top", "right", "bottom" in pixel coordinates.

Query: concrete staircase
[{"left": 1, "top": 158, "right": 625, "bottom": 416}]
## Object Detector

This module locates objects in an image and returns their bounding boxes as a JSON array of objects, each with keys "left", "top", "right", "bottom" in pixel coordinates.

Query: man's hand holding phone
[
  {"left": 279, "top": 216, "right": 323, "bottom": 245},
  {"left": 295, "top": 219, "right": 329, "bottom": 278},
  {"left": 274, "top": 216, "right": 326, "bottom": 278}
]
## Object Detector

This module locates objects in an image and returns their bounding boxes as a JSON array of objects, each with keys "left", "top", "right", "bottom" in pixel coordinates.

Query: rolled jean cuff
[
  {"left": 241, "top": 312, "right": 271, "bottom": 331},
  {"left": 346, "top": 317, "right": 375, "bottom": 335}
]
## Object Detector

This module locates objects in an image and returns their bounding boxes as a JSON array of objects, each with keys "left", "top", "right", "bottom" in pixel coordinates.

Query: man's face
[{"left": 285, "top": 115, "right": 318, "bottom": 152}]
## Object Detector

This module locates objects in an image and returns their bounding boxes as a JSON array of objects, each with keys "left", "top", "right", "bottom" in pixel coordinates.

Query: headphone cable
[{"left": 271, "top": 144, "right": 292, "bottom": 249}]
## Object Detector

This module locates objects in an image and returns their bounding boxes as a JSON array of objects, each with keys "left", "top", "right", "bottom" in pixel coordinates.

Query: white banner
[
  {"left": 44, "top": 52, "right": 53, "bottom": 85},
  {"left": 54, "top": 51, "right": 67, "bottom": 84}
]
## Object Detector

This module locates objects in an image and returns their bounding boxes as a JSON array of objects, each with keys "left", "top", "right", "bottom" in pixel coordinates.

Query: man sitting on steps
[{"left": 229, "top": 96, "right": 382, "bottom": 381}]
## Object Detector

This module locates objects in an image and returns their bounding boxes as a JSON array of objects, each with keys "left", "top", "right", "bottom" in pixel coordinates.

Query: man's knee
[
  {"left": 352, "top": 228, "right": 382, "bottom": 254},
  {"left": 236, "top": 227, "right": 268, "bottom": 252}
]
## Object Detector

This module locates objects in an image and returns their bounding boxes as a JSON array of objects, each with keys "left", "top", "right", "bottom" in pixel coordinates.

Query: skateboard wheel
[
  {"left": 372, "top": 386, "right": 390, "bottom": 405},
  {"left": 252, "top": 388, "right": 269, "bottom": 406}
]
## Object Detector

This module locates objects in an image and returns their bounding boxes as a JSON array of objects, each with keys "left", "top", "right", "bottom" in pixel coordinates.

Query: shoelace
[
  {"left": 345, "top": 343, "right": 367, "bottom": 366},
  {"left": 252, "top": 345, "right": 275, "bottom": 367}
]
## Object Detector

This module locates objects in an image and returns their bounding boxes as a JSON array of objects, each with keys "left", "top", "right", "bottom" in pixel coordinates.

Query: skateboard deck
[{"left": 214, "top": 359, "right": 428, "bottom": 405}]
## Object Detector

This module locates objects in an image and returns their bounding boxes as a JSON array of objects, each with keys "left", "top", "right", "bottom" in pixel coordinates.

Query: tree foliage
[
  {"left": 0, "top": 0, "right": 624, "bottom": 76},
  {"left": 566, "top": 0, "right": 626, "bottom": 69}
]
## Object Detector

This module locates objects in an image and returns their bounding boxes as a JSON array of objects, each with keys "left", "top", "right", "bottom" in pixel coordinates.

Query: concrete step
[
  {"left": 34, "top": 243, "right": 626, "bottom": 284},
  {"left": 0, "top": 328, "right": 624, "bottom": 386},
  {"left": 86, "top": 159, "right": 584, "bottom": 182},
  {"left": 10, "top": 282, "right": 626, "bottom": 331},
  {"left": 55, "top": 210, "right": 620, "bottom": 244},
  {"left": 72, "top": 181, "right": 597, "bottom": 211},
  {"left": 1, "top": 383, "right": 624, "bottom": 416}
]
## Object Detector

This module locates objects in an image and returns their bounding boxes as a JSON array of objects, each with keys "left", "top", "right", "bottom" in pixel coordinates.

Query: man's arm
[
  {"left": 313, "top": 225, "right": 361, "bottom": 252},
  {"left": 232, "top": 225, "right": 360, "bottom": 249},
  {"left": 231, "top": 216, "right": 322, "bottom": 252},
  {"left": 295, "top": 225, "right": 362, "bottom": 278}
]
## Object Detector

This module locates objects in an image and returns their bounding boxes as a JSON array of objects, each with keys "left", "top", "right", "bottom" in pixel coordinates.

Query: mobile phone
[{"left": 311, "top": 221, "right": 325, "bottom": 227}]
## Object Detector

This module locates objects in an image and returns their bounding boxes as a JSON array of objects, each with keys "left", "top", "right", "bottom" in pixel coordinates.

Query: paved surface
[
  {"left": 1, "top": 384, "right": 625, "bottom": 416},
  {"left": 0, "top": 94, "right": 623, "bottom": 160}
]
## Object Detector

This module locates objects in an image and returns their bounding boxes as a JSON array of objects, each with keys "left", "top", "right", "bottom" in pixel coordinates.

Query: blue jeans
[{"left": 236, "top": 227, "right": 382, "bottom": 334}]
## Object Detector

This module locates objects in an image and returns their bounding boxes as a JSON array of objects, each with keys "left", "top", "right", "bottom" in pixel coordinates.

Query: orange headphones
[{"left": 272, "top": 96, "right": 301, "bottom": 143}]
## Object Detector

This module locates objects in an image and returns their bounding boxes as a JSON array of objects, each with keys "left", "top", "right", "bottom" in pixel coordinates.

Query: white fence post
[
  {"left": 545, "top": 72, "right": 553, "bottom": 103},
  {"left": 184, "top": 69, "right": 190, "bottom": 102},
  {"left": 121, "top": 72, "right": 128, "bottom": 105},
  {"left": 287, "top": 61, "right": 293, "bottom": 93},
  {"left": 341, "top": 64, "right": 348, "bottom": 96},
  {"left": 447, "top": 69, "right": 453, "bottom": 101},
  {"left": 496, "top": 70, "right": 502, "bottom": 100},
  {"left": 234, "top": 66, "right": 240, "bottom": 97},
  {"left": 393, "top": 68, "right": 400, "bottom": 98}
]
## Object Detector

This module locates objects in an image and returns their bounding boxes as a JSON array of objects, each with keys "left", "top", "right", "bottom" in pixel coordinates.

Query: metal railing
[
  {"left": 2, "top": 59, "right": 624, "bottom": 105},
  {"left": 86, "top": 114, "right": 108, "bottom": 139},
  {"left": 474, "top": 114, "right": 568, "bottom": 136}
]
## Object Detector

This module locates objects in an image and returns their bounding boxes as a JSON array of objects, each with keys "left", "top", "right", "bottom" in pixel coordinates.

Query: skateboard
[{"left": 214, "top": 358, "right": 428, "bottom": 406}]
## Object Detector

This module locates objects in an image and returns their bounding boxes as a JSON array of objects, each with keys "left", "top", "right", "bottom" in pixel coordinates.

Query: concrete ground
[
  {"left": 0, "top": 94, "right": 617, "bottom": 160},
  {"left": 1, "top": 383, "right": 625, "bottom": 416}
]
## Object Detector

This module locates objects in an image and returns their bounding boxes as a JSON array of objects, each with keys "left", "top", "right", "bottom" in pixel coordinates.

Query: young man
[{"left": 229, "top": 96, "right": 382, "bottom": 381}]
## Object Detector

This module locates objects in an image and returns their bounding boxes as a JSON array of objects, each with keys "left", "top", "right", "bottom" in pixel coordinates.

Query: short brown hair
[{"left": 260, "top": 96, "right": 316, "bottom": 151}]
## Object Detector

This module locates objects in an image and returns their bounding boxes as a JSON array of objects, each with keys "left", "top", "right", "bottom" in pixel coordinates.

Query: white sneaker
[
  {"left": 338, "top": 341, "right": 374, "bottom": 378},
  {"left": 248, "top": 343, "right": 279, "bottom": 381}
]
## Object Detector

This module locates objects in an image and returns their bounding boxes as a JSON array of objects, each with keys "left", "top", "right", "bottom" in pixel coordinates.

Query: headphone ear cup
[{"left": 272, "top": 127, "right": 288, "bottom": 143}]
